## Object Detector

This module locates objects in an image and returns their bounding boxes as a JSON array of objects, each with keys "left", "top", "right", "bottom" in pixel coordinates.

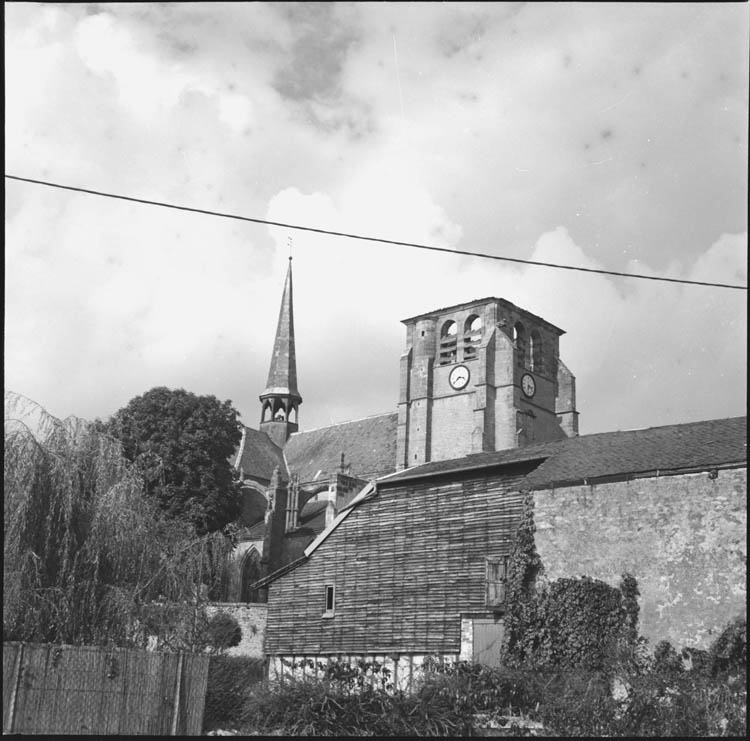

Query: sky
[{"left": 5, "top": 1, "right": 748, "bottom": 437}]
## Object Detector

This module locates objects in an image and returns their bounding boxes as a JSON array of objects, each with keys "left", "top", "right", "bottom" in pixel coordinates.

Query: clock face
[
  {"left": 449, "top": 364, "right": 470, "bottom": 390},
  {"left": 521, "top": 373, "right": 536, "bottom": 398}
]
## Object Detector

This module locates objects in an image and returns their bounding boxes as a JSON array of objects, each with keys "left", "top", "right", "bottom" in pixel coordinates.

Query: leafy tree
[
  {"left": 101, "top": 387, "right": 243, "bottom": 534},
  {"left": 3, "top": 391, "right": 232, "bottom": 647}
]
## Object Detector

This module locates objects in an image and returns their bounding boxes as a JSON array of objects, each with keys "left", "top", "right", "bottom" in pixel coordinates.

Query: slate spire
[{"left": 259, "top": 258, "right": 302, "bottom": 446}]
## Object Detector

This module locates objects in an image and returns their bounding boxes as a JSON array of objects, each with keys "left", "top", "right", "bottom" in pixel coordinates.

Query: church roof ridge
[{"left": 288, "top": 410, "right": 398, "bottom": 436}]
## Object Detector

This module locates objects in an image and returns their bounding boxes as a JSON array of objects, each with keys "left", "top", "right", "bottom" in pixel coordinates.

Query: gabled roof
[
  {"left": 255, "top": 415, "right": 747, "bottom": 588},
  {"left": 384, "top": 416, "right": 747, "bottom": 489},
  {"left": 284, "top": 412, "right": 398, "bottom": 484},
  {"left": 234, "top": 425, "right": 287, "bottom": 482}
]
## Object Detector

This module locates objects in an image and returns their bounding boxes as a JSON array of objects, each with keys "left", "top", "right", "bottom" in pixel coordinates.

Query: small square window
[{"left": 323, "top": 584, "right": 335, "bottom": 617}]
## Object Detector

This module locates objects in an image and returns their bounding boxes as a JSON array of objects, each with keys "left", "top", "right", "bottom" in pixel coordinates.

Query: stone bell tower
[
  {"left": 396, "top": 297, "right": 578, "bottom": 469},
  {"left": 259, "top": 258, "right": 302, "bottom": 448}
]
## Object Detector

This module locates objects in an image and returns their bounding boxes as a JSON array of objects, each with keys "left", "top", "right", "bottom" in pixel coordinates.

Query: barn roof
[
  {"left": 384, "top": 416, "right": 747, "bottom": 488},
  {"left": 284, "top": 412, "right": 398, "bottom": 484},
  {"left": 253, "top": 415, "right": 746, "bottom": 588}
]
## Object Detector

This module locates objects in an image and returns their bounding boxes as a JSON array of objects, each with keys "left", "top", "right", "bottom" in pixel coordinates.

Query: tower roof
[{"left": 261, "top": 258, "right": 301, "bottom": 402}]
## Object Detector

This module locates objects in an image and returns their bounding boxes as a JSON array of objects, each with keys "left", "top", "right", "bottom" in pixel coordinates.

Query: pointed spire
[
  {"left": 262, "top": 258, "right": 300, "bottom": 399},
  {"left": 259, "top": 258, "right": 302, "bottom": 446}
]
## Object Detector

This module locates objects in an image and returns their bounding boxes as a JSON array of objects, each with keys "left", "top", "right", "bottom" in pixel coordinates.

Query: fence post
[
  {"left": 4, "top": 643, "right": 25, "bottom": 734},
  {"left": 170, "top": 652, "right": 184, "bottom": 736}
]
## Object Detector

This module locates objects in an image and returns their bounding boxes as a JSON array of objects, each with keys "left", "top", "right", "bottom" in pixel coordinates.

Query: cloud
[
  {"left": 261, "top": 186, "right": 746, "bottom": 433},
  {"left": 4, "top": 2, "right": 746, "bottom": 434}
]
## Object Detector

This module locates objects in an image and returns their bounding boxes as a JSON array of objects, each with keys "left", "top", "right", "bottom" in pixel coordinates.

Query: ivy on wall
[{"left": 502, "top": 493, "right": 641, "bottom": 671}]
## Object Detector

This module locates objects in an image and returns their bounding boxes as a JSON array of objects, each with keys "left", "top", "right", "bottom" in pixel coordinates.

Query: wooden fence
[{"left": 2, "top": 642, "right": 210, "bottom": 735}]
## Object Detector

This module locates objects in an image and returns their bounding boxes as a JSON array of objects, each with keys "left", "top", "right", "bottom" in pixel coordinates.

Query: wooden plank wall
[
  {"left": 265, "top": 466, "right": 530, "bottom": 655},
  {"left": 2, "top": 643, "right": 209, "bottom": 736}
]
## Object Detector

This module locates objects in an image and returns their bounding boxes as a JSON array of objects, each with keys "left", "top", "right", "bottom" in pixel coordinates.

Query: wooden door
[{"left": 472, "top": 616, "right": 505, "bottom": 668}]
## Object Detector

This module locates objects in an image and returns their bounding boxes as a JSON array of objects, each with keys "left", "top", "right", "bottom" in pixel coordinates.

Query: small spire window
[{"left": 438, "top": 320, "right": 458, "bottom": 365}]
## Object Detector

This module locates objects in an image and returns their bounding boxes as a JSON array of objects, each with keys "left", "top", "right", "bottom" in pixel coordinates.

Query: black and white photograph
[{"left": 4, "top": 2, "right": 747, "bottom": 736}]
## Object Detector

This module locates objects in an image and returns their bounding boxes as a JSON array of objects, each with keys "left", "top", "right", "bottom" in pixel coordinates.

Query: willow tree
[{"left": 4, "top": 392, "right": 232, "bottom": 648}]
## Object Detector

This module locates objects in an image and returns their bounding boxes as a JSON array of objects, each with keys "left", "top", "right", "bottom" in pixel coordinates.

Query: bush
[
  {"left": 535, "top": 670, "right": 618, "bottom": 736},
  {"left": 708, "top": 615, "right": 747, "bottom": 678},
  {"left": 202, "top": 655, "right": 265, "bottom": 732},
  {"left": 613, "top": 670, "right": 746, "bottom": 737},
  {"left": 239, "top": 678, "right": 473, "bottom": 736},
  {"left": 234, "top": 656, "right": 746, "bottom": 737},
  {"left": 205, "top": 612, "right": 242, "bottom": 652}
]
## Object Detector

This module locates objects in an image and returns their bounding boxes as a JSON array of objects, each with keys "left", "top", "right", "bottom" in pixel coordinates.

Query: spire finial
[{"left": 287, "top": 236, "right": 293, "bottom": 261}]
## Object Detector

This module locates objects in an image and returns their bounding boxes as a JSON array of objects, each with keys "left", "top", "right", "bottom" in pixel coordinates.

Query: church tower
[
  {"left": 259, "top": 258, "right": 302, "bottom": 448},
  {"left": 396, "top": 297, "right": 579, "bottom": 469}
]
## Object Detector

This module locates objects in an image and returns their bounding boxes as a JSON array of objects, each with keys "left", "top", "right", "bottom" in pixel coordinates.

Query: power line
[{"left": 5, "top": 173, "right": 747, "bottom": 291}]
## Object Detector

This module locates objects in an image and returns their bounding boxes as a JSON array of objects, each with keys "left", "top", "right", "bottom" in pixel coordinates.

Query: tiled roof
[
  {"left": 383, "top": 417, "right": 747, "bottom": 488},
  {"left": 285, "top": 412, "right": 398, "bottom": 484},
  {"left": 523, "top": 416, "right": 747, "bottom": 489},
  {"left": 234, "top": 426, "right": 287, "bottom": 482}
]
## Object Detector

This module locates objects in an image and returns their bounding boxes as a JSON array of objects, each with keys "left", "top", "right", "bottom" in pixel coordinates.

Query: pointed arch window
[
  {"left": 438, "top": 320, "right": 458, "bottom": 365},
  {"left": 463, "top": 315, "right": 483, "bottom": 360}
]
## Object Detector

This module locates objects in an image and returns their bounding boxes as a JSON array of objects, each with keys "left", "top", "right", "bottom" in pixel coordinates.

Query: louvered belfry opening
[{"left": 438, "top": 319, "right": 458, "bottom": 365}]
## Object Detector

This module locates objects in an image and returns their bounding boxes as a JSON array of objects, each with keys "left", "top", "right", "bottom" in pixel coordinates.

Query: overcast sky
[{"left": 5, "top": 2, "right": 748, "bottom": 437}]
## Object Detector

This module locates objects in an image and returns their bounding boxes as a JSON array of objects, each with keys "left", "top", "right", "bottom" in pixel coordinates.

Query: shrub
[
  {"left": 613, "top": 670, "right": 746, "bottom": 737},
  {"left": 205, "top": 611, "right": 242, "bottom": 652},
  {"left": 202, "top": 655, "right": 265, "bottom": 732},
  {"left": 535, "top": 670, "right": 618, "bottom": 736},
  {"left": 233, "top": 657, "right": 746, "bottom": 737},
  {"left": 239, "top": 678, "right": 473, "bottom": 736},
  {"left": 420, "top": 658, "right": 547, "bottom": 716},
  {"left": 708, "top": 615, "right": 747, "bottom": 678}
]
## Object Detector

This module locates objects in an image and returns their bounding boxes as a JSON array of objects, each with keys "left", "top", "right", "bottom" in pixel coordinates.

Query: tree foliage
[
  {"left": 101, "top": 387, "right": 242, "bottom": 534},
  {"left": 3, "top": 391, "right": 232, "bottom": 648}
]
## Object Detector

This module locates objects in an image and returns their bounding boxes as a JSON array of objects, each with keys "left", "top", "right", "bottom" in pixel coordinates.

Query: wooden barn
[{"left": 257, "top": 416, "right": 747, "bottom": 686}]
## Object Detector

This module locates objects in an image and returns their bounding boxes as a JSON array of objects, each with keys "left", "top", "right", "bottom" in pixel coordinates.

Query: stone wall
[
  {"left": 205, "top": 602, "right": 267, "bottom": 658},
  {"left": 533, "top": 467, "right": 746, "bottom": 649}
]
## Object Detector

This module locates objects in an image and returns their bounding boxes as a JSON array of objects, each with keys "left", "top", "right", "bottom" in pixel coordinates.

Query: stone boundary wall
[
  {"left": 533, "top": 467, "right": 746, "bottom": 649},
  {"left": 205, "top": 602, "right": 267, "bottom": 658}
]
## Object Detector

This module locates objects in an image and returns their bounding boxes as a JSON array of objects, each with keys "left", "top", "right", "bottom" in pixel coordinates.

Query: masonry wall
[
  {"left": 264, "top": 466, "right": 533, "bottom": 656},
  {"left": 204, "top": 603, "right": 267, "bottom": 658},
  {"left": 533, "top": 467, "right": 747, "bottom": 650},
  {"left": 429, "top": 393, "right": 476, "bottom": 461}
]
